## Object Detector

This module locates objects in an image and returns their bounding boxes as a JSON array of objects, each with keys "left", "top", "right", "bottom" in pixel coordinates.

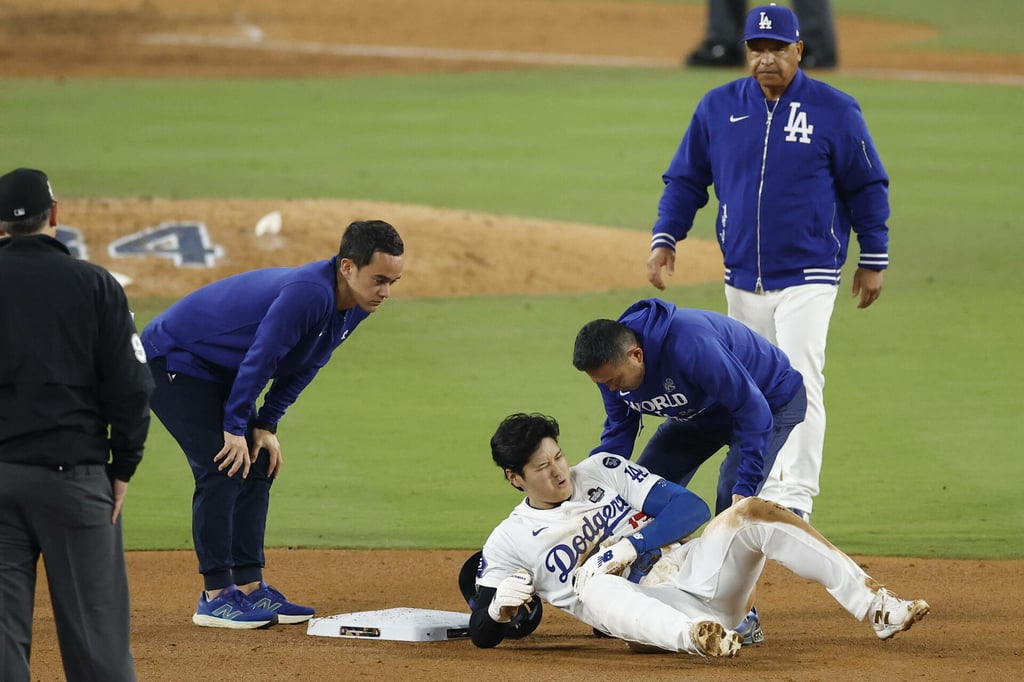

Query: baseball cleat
[
  {"left": 869, "top": 587, "right": 930, "bottom": 640},
  {"left": 734, "top": 606, "right": 765, "bottom": 646},
  {"left": 689, "top": 620, "right": 742, "bottom": 658}
]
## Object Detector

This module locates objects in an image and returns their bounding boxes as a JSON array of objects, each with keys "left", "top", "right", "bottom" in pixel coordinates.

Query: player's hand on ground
[
  {"left": 251, "top": 428, "right": 282, "bottom": 478},
  {"left": 573, "top": 538, "right": 638, "bottom": 600},
  {"left": 852, "top": 267, "right": 884, "bottom": 309},
  {"left": 215, "top": 431, "right": 252, "bottom": 478},
  {"left": 646, "top": 247, "right": 676, "bottom": 291},
  {"left": 487, "top": 571, "right": 534, "bottom": 623}
]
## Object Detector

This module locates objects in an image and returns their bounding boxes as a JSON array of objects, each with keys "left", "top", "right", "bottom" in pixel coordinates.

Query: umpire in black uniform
[{"left": 0, "top": 168, "right": 154, "bottom": 682}]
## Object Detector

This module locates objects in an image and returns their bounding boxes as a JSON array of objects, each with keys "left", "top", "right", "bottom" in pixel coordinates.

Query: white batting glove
[
  {"left": 487, "top": 571, "right": 535, "bottom": 623},
  {"left": 573, "top": 538, "right": 638, "bottom": 600}
]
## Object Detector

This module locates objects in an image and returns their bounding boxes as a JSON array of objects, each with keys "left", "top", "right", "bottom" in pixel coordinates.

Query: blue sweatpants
[
  {"left": 148, "top": 357, "right": 273, "bottom": 591},
  {"left": 637, "top": 384, "right": 807, "bottom": 515}
]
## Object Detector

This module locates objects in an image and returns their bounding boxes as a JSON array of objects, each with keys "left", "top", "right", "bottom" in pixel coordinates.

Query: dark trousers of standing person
[
  {"left": 693, "top": 0, "right": 837, "bottom": 67},
  {"left": 0, "top": 462, "right": 136, "bottom": 682},
  {"left": 147, "top": 357, "right": 274, "bottom": 592},
  {"left": 636, "top": 384, "right": 807, "bottom": 515}
]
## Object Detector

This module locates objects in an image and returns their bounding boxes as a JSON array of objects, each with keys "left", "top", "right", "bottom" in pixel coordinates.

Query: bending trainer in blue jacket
[
  {"left": 573, "top": 298, "right": 806, "bottom": 517},
  {"left": 647, "top": 4, "right": 891, "bottom": 520},
  {"left": 142, "top": 220, "right": 404, "bottom": 630}
]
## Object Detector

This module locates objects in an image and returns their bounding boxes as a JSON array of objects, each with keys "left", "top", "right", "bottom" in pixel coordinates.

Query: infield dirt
[{"left": 6, "top": 1, "right": 1023, "bottom": 679}]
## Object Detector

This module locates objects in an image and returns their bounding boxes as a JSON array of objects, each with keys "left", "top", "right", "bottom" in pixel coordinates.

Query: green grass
[
  {"left": 4, "top": 0, "right": 1023, "bottom": 559},
  {"left": 122, "top": 275, "right": 1024, "bottom": 558},
  {"left": 0, "top": 70, "right": 705, "bottom": 226}
]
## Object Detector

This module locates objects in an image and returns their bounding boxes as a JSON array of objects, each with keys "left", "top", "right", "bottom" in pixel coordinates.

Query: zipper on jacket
[
  {"left": 720, "top": 204, "right": 728, "bottom": 245},
  {"left": 861, "top": 140, "right": 873, "bottom": 168},
  {"left": 756, "top": 100, "right": 779, "bottom": 295}
]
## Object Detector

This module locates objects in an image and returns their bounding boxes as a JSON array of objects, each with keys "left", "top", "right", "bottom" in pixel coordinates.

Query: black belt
[{"left": 0, "top": 461, "right": 106, "bottom": 473}]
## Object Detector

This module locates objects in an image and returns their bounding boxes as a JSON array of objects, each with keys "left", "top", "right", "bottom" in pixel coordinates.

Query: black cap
[{"left": 0, "top": 168, "right": 55, "bottom": 221}]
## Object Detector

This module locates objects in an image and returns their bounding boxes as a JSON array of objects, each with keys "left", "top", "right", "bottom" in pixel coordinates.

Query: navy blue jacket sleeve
[
  {"left": 832, "top": 104, "right": 890, "bottom": 268},
  {"left": 590, "top": 384, "right": 643, "bottom": 458},
  {"left": 679, "top": 332, "right": 775, "bottom": 498},
  {"left": 97, "top": 274, "right": 155, "bottom": 482},
  {"left": 223, "top": 281, "right": 332, "bottom": 434}
]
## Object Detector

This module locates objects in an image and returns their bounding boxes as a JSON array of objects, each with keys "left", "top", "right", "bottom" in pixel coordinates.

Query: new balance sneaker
[
  {"left": 689, "top": 621, "right": 742, "bottom": 658},
  {"left": 244, "top": 582, "right": 315, "bottom": 624},
  {"left": 192, "top": 586, "right": 278, "bottom": 629},
  {"left": 869, "top": 587, "right": 930, "bottom": 640},
  {"left": 734, "top": 606, "right": 765, "bottom": 646}
]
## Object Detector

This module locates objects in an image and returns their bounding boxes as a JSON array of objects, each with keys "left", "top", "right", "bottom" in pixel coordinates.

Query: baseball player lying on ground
[{"left": 467, "top": 413, "right": 929, "bottom": 657}]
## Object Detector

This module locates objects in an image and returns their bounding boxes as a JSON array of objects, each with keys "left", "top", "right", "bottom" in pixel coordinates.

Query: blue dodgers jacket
[
  {"left": 590, "top": 298, "right": 804, "bottom": 498},
  {"left": 653, "top": 70, "right": 890, "bottom": 292},
  {"left": 141, "top": 256, "right": 368, "bottom": 435}
]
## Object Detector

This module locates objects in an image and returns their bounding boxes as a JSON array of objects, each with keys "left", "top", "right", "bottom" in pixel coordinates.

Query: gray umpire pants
[
  {"left": 0, "top": 462, "right": 136, "bottom": 682},
  {"left": 703, "top": 0, "right": 837, "bottom": 58}
]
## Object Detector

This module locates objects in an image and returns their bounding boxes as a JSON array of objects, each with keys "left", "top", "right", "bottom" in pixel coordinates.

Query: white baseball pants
[
  {"left": 725, "top": 283, "right": 839, "bottom": 514},
  {"left": 576, "top": 498, "right": 875, "bottom": 654}
]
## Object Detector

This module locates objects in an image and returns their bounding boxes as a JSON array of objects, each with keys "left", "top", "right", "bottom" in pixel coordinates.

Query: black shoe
[
  {"left": 684, "top": 40, "right": 744, "bottom": 68},
  {"left": 801, "top": 45, "right": 837, "bottom": 69}
]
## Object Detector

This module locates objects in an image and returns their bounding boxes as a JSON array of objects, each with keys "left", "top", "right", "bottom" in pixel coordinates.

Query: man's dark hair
[
  {"left": 337, "top": 220, "right": 404, "bottom": 267},
  {"left": 490, "top": 413, "right": 560, "bottom": 475},
  {"left": 0, "top": 208, "right": 51, "bottom": 236},
  {"left": 572, "top": 319, "right": 637, "bottom": 372}
]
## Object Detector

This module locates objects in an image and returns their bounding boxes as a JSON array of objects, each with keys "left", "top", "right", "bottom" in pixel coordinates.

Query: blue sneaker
[
  {"left": 244, "top": 582, "right": 315, "bottom": 624},
  {"left": 193, "top": 586, "right": 278, "bottom": 629},
  {"left": 788, "top": 507, "right": 811, "bottom": 522},
  {"left": 734, "top": 607, "right": 765, "bottom": 646}
]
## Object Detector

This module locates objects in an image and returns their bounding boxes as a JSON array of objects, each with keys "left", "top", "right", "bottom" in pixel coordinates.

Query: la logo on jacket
[{"left": 783, "top": 102, "right": 814, "bottom": 144}]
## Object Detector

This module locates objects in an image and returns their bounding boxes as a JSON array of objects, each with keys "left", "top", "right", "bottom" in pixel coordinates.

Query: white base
[{"left": 306, "top": 607, "right": 470, "bottom": 642}]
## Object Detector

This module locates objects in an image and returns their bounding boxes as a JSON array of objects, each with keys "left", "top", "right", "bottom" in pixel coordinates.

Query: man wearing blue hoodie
[
  {"left": 573, "top": 298, "right": 806, "bottom": 519},
  {"left": 573, "top": 298, "right": 807, "bottom": 645},
  {"left": 142, "top": 220, "right": 403, "bottom": 630}
]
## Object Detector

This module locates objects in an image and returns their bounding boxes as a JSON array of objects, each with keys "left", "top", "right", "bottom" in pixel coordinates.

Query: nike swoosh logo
[
  {"left": 531, "top": 527, "right": 548, "bottom": 536},
  {"left": 729, "top": 114, "right": 751, "bottom": 123}
]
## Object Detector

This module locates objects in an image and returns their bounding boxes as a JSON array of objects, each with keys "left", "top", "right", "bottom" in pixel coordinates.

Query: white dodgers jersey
[{"left": 477, "top": 454, "right": 661, "bottom": 620}]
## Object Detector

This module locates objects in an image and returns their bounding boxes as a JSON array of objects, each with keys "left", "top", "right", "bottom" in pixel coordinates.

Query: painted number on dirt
[
  {"left": 108, "top": 221, "right": 224, "bottom": 266},
  {"left": 55, "top": 225, "right": 89, "bottom": 260}
]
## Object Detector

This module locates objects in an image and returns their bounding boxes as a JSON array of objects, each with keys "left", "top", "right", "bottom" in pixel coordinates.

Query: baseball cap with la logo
[
  {"left": 0, "top": 168, "right": 55, "bottom": 221},
  {"left": 744, "top": 3, "right": 801, "bottom": 44}
]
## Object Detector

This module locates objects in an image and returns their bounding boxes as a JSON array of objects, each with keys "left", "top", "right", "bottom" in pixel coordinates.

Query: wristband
[{"left": 253, "top": 420, "right": 278, "bottom": 434}]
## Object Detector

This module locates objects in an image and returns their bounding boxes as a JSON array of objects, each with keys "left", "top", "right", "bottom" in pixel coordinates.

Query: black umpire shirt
[{"left": 0, "top": 234, "right": 154, "bottom": 481}]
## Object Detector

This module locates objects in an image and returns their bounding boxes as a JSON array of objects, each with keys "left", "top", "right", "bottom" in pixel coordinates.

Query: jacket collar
[{"left": 0, "top": 233, "right": 71, "bottom": 256}]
